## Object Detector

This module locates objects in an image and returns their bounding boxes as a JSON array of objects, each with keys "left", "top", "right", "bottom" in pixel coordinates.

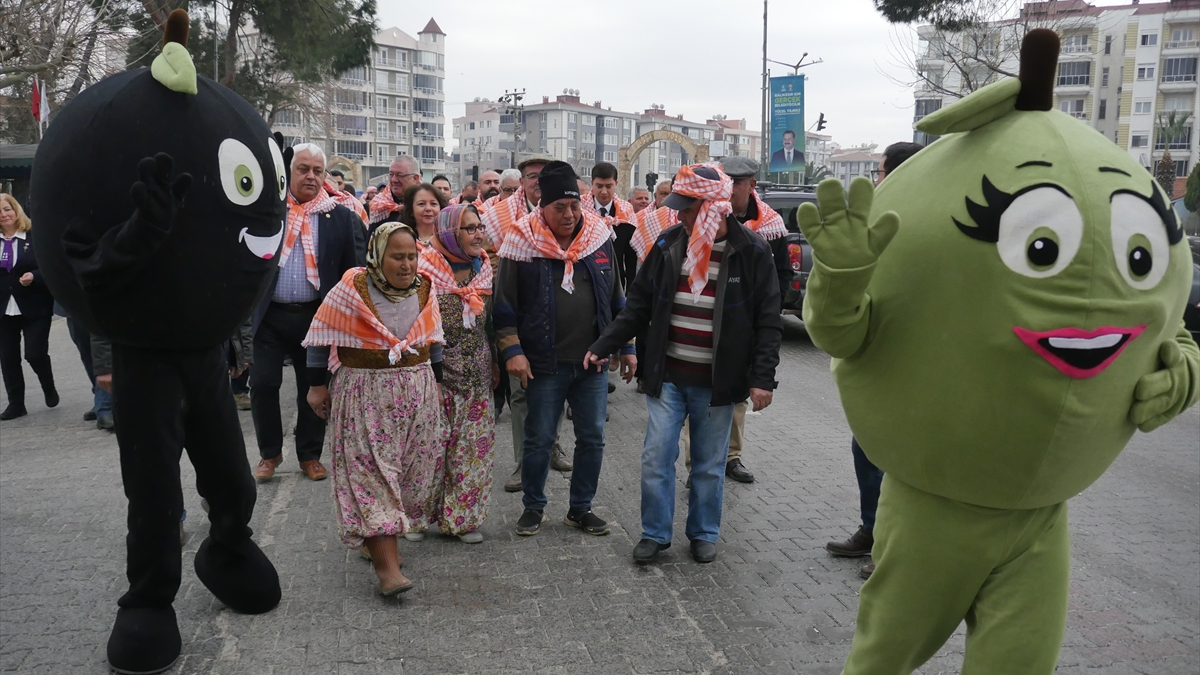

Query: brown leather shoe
[
  {"left": 300, "top": 459, "right": 328, "bottom": 481},
  {"left": 860, "top": 563, "right": 875, "bottom": 580},
  {"left": 255, "top": 455, "right": 282, "bottom": 482}
]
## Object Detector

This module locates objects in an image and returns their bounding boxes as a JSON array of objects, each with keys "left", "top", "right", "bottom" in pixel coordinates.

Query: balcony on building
[
  {"left": 1161, "top": 57, "right": 1199, "bottom": 91},
  {"left": 375, "top": 54, "right": 409, "bottom": 70},
  {"left": 376, "top": 130, "right": 409, "bottom": 142},
  {"left": 376, "top": 107, "right": 409, "bottom": 120},
  {"left": 376, "top": 81, "right": 409, "bottom": 95}
]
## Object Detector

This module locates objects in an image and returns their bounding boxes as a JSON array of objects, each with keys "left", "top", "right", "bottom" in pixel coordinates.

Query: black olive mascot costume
[{"left": 29, "top": 11, "right": 283, "bottom": 674}]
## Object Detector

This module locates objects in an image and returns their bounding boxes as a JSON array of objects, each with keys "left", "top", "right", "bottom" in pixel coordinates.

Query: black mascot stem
[{"left": 28, "top": 9, "right": 283, "bottom": 675}]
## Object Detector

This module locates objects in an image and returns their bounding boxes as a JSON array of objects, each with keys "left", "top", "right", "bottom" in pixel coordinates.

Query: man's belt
[{"left": 270, "top": 299, "right": 321, "bottom": 312}]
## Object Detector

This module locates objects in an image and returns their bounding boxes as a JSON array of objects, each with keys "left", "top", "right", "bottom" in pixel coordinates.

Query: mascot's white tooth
[{"left": 1048, "top": 334, "right": 1123, "bottom": 350}]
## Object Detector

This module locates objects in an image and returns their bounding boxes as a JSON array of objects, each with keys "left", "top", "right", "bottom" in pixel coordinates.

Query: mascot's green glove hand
[
  {"left": 130, "top": 153, "right": 192, "bottom": 232},
  {"left": 1130, "top": 331, "right": 1200, "bottom": 432},
  {"left": 797, "top": 176, "right": 899, "bottom": 271}
]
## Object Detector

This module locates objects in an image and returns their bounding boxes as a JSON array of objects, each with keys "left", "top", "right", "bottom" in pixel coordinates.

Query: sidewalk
[{"left": 0, "top": 317, "right": 1196, "bottom": 674}]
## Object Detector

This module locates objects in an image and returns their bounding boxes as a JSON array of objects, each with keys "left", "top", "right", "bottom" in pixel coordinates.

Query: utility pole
[
  {"left": 499, "top": 89, "right": 526, "bottom": 169},
  {"left": 760, "top": 0, "right": 769, "bottom": 181}
]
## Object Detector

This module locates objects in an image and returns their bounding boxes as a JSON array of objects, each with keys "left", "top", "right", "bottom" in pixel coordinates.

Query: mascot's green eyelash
[{"left": 953, "top": 176, "right": 1070, "bottom": 243}]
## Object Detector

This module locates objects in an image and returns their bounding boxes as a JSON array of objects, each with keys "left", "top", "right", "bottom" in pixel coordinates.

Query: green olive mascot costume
[
  {"left": 798, "top": 30, "right": 1199, "bottom": 674},
  {"left": 29, "top": 11, "right": 283, "bottom": 674}
]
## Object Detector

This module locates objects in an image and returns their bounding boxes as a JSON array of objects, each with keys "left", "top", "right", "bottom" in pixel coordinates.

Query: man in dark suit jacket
[
  {"left": 250, "top": 145, "right": 365, "bottom": 482},
  {"left": 769, "top": 130, "right": 805, "bottom": 173}
]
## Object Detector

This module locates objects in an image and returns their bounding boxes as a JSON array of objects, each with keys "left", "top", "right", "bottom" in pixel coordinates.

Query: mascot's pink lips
[
  {"left": 239, "top": 222, "right": 283, "bottom": 259},
  {"left": 1013, "top": 325, "right": 1146, "bottom": 379}
]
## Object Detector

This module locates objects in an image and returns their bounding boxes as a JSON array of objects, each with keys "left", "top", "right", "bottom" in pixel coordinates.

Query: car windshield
[{"left": 761, "top": 192, "right": 817, "bottom": 235}]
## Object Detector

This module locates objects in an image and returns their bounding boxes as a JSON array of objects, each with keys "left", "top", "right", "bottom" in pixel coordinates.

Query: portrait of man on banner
[{"left": 769, "top": 76, "right": 806, "bottom": 173}]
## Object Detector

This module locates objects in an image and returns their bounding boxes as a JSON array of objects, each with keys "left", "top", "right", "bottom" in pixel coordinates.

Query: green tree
[
  {"left": 1184, "top": 161, "right": 1200, "bottom": 213},
  {"left": 1154, "top": 110, "right": 1187, "bottom": 200},
  {"left": 124, "top": 0, "right": 376, "bottom": 120},
  {"left": 874, "top": 0, "right": 1003, "bottom": 30}
]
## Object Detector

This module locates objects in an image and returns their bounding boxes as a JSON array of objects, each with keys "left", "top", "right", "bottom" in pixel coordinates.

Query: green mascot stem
[{"left": 797, "top": 29, "right": 1199, "bottom": 674}]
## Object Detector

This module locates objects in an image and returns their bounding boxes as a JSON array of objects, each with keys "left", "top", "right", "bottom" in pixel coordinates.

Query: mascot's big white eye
[
  {"left": 997, "top": 187, "right": 1083, "bottom": 278},
  {"left": 1110, "top": 193, "right": 1170, "bottom": 290},
  {"left": 218, "top": 138, "right": 264, "bottom": 206},
  {"left": 267, "top": 138, "right": 286, "bottom": 200}
]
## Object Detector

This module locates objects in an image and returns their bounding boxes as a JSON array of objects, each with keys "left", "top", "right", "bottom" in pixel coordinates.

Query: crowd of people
[{"left": 2, "top": 142, "right": 926, "bottom": 596}]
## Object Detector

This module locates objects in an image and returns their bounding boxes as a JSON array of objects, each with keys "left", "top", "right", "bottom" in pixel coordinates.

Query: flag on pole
[{"left": 31, "top": 78, "right": 50, "bottom": 124}]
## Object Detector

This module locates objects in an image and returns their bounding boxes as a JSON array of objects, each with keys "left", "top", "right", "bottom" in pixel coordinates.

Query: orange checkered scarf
[
  {"left": 673, "top": 164, "right": 733, "bottom": 299},
  {"left": 283, "top": 190, "right": 338, "bottom": 290},
  {"left": 449, "top": 195, "right": 484, "bottom": 209},
  {"left": 744, "top": 192, "right": 786, "bottom": 241},
  {"left": 630, "top": 205, "right": 679, "bottom": 263},
  {"left": 581, "top": 196, "right": 635, "bottom": 231},
  {"left": 324, "top": 179, "right": 368, "bottom": 226},
  {"left": 479, "top": 194, "right": 500, "bottom": 213},
  {"left": 419, "top": 245, "right": 492, "bottom": 328},
  {"left": 480, "top": 187, "right": 530, "bottom": 249},
  {"left": 498, "top": 208, "right": 609, "bottom": 294},
  {"left": 303, "top": 268, "right": 443, "bottom": 368},
  {"left": 369, "top": 188, "right": 403, "bottom": 224}
]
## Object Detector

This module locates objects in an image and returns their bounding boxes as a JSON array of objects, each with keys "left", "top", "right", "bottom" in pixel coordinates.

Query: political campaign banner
[{"left": 769, "top": 75, "right": 805, "bottom": 174}]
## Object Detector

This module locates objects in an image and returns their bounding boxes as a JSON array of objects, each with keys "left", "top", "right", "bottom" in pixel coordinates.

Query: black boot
[
  {"left": 106, "top": 606, "right": 181, "bottom": 675},
  {"left": 194, "top": 536, "right": 281, "bottom": 614},
  {"left": 0, "top": 403, "right": 26, "bottom": 421},
  {"left": 30, "top": 358, "right": 58, "bottom": 408}
]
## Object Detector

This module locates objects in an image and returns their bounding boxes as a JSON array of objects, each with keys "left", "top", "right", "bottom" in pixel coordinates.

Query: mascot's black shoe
[
  {"left": 194, "top": 536, "right": 281, "bottom": 614},
  {"left": 106, "top": 606, "right": 180, "bottom": 675}
]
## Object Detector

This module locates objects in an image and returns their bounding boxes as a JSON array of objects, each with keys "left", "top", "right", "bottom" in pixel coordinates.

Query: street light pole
[
  {"left": 760, "top": 0, "right": 768, "bottom": 181},
  {"left": 500, "top": 88, "right": 526, "bottom": 169}
]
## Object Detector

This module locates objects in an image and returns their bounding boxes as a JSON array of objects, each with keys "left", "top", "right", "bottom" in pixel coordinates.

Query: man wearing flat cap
[
  {"left": 677, "top": 156, "right": 789, "bottom": 485},
  {"left": 495, "top": 161, "right": 635, "bottom": 538},
  {"left": 585, "top": 164, "right": 782, "bottom": 565}
]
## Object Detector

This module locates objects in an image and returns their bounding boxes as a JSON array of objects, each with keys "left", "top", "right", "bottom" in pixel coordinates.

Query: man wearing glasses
[
  {"left": 497, "top": 169, "right": 521, "bottom": 202},
  {"left": 368, "top": 155, "right": 422, "bottom": 225}
]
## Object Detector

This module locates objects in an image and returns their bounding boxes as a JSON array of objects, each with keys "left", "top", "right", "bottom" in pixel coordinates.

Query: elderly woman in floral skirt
[
  {"left": 303, "top": 223, "right": 444, "bottom": 595},
  {"left": 408, "top": 203, "right": 497, "bottom": 544}
]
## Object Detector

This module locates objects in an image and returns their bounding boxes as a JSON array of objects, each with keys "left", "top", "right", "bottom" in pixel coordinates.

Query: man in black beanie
[{"left": 494, "top": 161, "right": 636, "bottom": 537}]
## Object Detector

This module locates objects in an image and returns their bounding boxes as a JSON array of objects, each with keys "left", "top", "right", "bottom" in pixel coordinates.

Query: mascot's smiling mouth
[
  {"left": 1013, "top": 325, "right": 1146, "bottom": 379},
  {"left": 239, "top": 221, "right": 283, "bottom": 259}
]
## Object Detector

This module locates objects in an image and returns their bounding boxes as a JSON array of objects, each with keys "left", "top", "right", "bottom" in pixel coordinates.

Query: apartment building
[
  {"left": 450, "top": 99, "right": 502, "bottom": 188},
  {"left": 270, "top": 19, "right": 448, "bottom": 189},
  {"left": 912, "top": 0, "right": 1200, "bottom": 195},
  {"left": 830, "top": 145, "right": 883, "bottom": 188},
  {"left": 494, "top": 92, "right": 642, "bottom": 178}
]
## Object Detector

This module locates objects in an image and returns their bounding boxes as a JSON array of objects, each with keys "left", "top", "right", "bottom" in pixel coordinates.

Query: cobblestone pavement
[{"left": 1, "top": 316, "right": 1197, "bottom": 674}]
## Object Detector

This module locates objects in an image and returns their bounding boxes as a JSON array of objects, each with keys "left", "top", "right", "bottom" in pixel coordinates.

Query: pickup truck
[{"left": 759, "top": 185, "right": 817, "bottom": 314}]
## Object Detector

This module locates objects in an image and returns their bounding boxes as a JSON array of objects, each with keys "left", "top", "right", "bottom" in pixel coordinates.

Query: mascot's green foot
[
  {"left": 194, "top": 536, "right": 281, "bottom": 614},
  {"left": 106, "top": 606, "right": 180, "bottom": 675}
]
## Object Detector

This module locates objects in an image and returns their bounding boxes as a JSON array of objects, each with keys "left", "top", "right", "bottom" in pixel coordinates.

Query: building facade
[
  {"left": 270, "top": 19, "right": 448, "bottom": 190},
  {"left": 912, "top": 0, "right": 1200, "bottom": 195},
  {"left": 830, "top": 145, "right": 883, "bottom": 188},
  {"left": 451, "top": 99, "right": 502, "bottom": 189}
]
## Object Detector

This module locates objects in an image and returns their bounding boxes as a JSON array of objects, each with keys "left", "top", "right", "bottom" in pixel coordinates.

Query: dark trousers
[
  {"left": 111, "top": 343, "right": 256, "bottom": 609},
  {"left": 66, "top": 316, "right": 94, "bottom": 383},
  {"left": 0, "top": 313, "right": 54, "bottom": 407},
  {"left": 852, "top": 436, "right": 885, "bottom": 532},
  {"left": 250, "top": 304, "right": 325, "bottom": 462},
  {"left": 613, "top": 223, "right": 637, "bottom": 291}
]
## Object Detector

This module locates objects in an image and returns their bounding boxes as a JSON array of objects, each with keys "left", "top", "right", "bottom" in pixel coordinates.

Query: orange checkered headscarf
[
  {"left": 303, "top": 268, "right": 444, "bottom": 369},
  {"left": 581, "top": 195, "right": 635, "bottom": 232},
  {"left": 746, "top": 192, "right": 786, "bottom": 241},
  {"left": 498, "top": 208, "right": 610, "bottom": 294},
  {"left": 324, "top": 179, "right": 368, "bottom": 226},
  {"left": 283, "top": 190, "right": 338, "bottom": 290},
  {"left": 480, "top": 187, "right": 529, "bottom": 249},
  {"left": 673, "top": 164, "right": 732, "bottom": 298},
  {"left": 630, "top": 205, "right": 679, "bottom": 263}
]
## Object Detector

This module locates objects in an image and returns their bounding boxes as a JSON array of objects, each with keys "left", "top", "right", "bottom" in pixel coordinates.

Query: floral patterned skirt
[
  {"left": 413, "top": 382, "right": 495, "bottom": 535},
  {"left": 327, "top": 363, "right": 444, "bottom": 549}
]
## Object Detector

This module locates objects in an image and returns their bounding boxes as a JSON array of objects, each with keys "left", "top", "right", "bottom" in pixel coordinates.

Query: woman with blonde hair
[
  {"left": 0, "top": 194, "right": 58, "bottom": 420},
  {"left": 303, "top": 222, "right": 445, "bottom": 595}
]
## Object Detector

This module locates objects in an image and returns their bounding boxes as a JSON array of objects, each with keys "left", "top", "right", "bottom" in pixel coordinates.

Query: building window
[
  {"left": 1131, "top": 134, "right": 1149, "bottom": 147},
  {"left": 1162, "top": 57, "right": 1198, "bottom": 83},
  {"left": 1141, "top": 33, "right": 1158, "bottom": 47},
  {"left": 487, "top": 120, "right": 492, "bottom": 128},
  {"left": 583, "top": 115, "right": 595, "bottom": 126},
  {"left": 604, "top": 118, "right": 617, "bottom": 128},
  {"left": 469, "top": 122, "right": 475, "bottom": 130},
  {"left": 568, "top": 112, "right": 577, "bottom": 124},
  {"left": 914, "top": 98, "right": 942, "bottom": 123},
  {"left": 335, "top": 140, "right": 367, "bottom": 158},
  {"left": 1137, "top": 65, "right": 1156, "bottom": 80},
  {"left": 377, "top": 145, "right": 390, "bottom": 162},
  {"left": 603, "top": 133, "right": 617, "bottom": 146},
  {"left": 1059, "top": 99, "right": 1085, "bottom": 118},
  {"left": 275, "top": 108, "right": 301, "bottom": 126},
  {"left": 603, "top": 151, "right": 616, "bottom": 162},
  {"left": 1170, "top": 28, "right": 1196, "bottom": 48},
  {"left": 1105, "top": 34, "right": 1113, "bottom": 55},
  {"left": 583, "top": 131, "right": 594, "bottom": 142},
  {"left": 1176, "top": 159, "right": 1191, "bottom": 177},
  {"left": 1135, "top": 100, "right": 1153, "bottom": 114},
  {"left": 1062, "top": 33, "right": 1089, "bottom": 53},
  {"left": 1155, "top": 125, "right": 1192, "bottom": 150},
  {"left": 1164, "top": 94, "right": 1193, "bottom": 112},
  {"left": 1102, "top": 67, "right": 1109, "bottom": 87},
  {"left": 1057, "top": 61, "right": 1090, "bottom": 86},
  {"left": 1099, "top": 99, "right": 1107, "bottom": 119}
]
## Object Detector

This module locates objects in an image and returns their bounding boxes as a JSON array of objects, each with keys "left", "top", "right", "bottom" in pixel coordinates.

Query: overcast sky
[{"left": 378, "top": 0, "right": 1141, "bottom": 155}]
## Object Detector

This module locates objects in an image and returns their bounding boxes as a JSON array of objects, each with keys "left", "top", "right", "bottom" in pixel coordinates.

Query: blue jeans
[
  {"left": 642, "top": 383, "right": 735, "bottom": 544},
  {"left": 521, "top": 363, "right": 607, "bottom": 512},
  {"left": 852, "top": 436, "right": 884, "bottom": 531}
]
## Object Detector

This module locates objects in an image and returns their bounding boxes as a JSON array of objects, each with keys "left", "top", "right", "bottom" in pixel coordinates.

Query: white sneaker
[
  {"left": 403, "top": 532, "right": 425, "bottom": 542},
  {"left": 457, "top": 531, "right": 484, "bottom": 544}
]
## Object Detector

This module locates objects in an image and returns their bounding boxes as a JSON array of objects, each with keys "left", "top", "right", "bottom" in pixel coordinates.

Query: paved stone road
[{"left": 1, "top": 317, "right": 1197, "bottom": 674}]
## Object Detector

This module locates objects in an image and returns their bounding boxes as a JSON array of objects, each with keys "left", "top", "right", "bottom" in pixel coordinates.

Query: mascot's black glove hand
[
  {"left": 273, "top": 132, "right": 293, "bottom": 189},
  {"left": 130, "top": 153, "right": 192, "bottom": 232}
]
